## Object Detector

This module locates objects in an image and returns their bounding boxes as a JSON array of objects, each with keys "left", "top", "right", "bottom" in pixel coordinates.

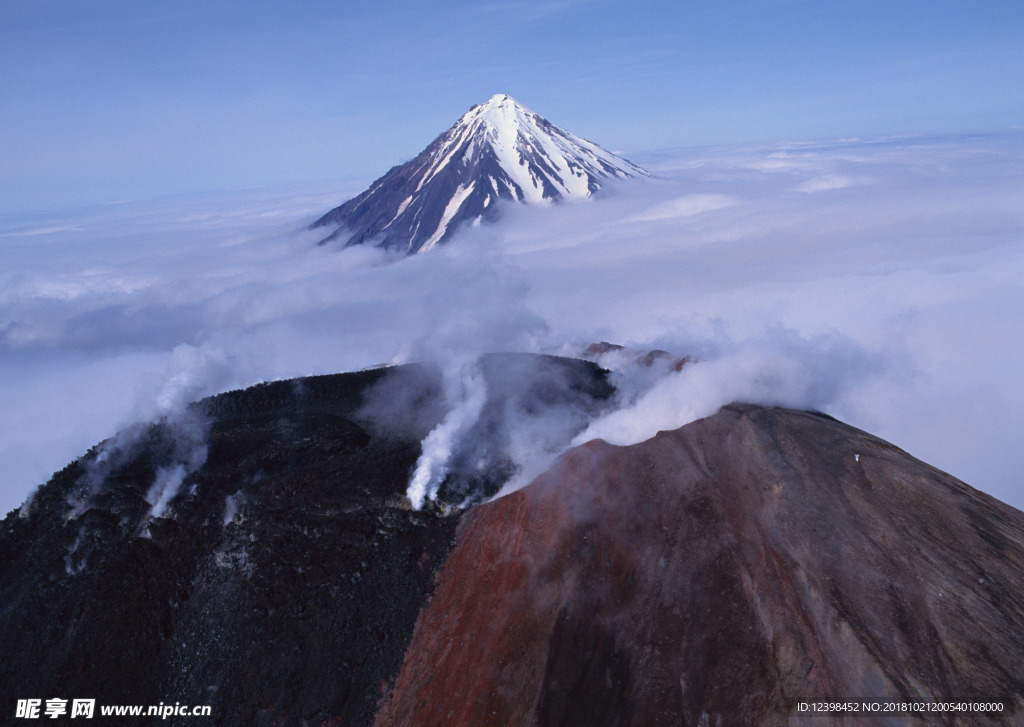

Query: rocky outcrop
[{"left": 376, "top": 405, "right": 1024, "bottom": 726}]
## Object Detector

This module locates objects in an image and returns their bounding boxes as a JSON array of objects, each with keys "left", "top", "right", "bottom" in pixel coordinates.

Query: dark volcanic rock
[
  {"left": 0, "top": 355, "right": 613, "bottom": 726},
  {"left": 0, "top": 366, "right": 455, "bottom": 727},
  {"left": 6, "top": 359, "right": 1023, "bottom": 727},
  {"left": 376, "top": 405, "right": 1024, "bottom": 726}
]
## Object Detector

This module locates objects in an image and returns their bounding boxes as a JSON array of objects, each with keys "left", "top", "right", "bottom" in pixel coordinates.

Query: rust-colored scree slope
[{"left": 376, "top": 405, "right": 1024, "bottom": 727}]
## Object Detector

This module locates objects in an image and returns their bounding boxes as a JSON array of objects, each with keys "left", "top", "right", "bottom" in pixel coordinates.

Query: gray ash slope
[
  {"left": 0, "top": 354, "right": 614, "bottom": 727},
  {"left": 311, "top": 94, "right": 649, "bottom": 254}
]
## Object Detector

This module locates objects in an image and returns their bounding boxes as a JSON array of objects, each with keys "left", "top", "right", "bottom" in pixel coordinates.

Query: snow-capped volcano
[{"left": 312, "top": 94, "right": 649, "bottom": 254}]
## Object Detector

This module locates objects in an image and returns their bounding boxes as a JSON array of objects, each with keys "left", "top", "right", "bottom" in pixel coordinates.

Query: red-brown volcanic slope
[{"left": 375, "top": 405, "right": 1024, "bottom": 726}]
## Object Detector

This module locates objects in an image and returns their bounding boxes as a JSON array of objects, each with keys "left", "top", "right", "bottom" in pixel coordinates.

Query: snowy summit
[{"left": 312, "top": 94, "right": 649, "bottom": 254}]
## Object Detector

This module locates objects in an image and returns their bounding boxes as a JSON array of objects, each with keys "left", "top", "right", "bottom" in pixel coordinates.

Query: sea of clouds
[{"left": 1, "top": 130, "right": 1022, "bottom": 515}]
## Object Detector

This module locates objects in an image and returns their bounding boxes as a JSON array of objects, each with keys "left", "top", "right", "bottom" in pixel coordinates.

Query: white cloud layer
[{"left": 1, "top": 131, "right": 1022, "bottom": 514}]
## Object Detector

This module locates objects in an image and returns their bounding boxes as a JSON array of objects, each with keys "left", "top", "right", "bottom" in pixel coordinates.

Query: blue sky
[
  {"left": 1, "top": 0, "right": 1023, "bottom": 516},
  {"left": 1, "top": 0, "right": 1022, "bottom": 209}
]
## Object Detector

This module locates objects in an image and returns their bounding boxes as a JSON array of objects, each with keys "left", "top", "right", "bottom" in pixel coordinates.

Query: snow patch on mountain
[{"left": 311, "top": 94, "right": 648, "bottom": 254}]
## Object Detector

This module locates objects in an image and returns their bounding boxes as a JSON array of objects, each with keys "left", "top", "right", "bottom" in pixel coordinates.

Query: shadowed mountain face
[
  {"left": 0, "top": 355, "right": 613, "bottom": 726},
  {"left": 376, "top": 405, "right": 1024, "bottom": 726},
  {"left": 0, "top": 367, "right": 452, "bottom": 727},
  {"left": 2, "top": 362, "right": 1023, "bottom": 726}
]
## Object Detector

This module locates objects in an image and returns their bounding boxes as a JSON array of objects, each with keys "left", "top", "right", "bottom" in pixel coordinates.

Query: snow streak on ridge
[{"left": 312, "top": 94, "right": 649, "bottom": 254}]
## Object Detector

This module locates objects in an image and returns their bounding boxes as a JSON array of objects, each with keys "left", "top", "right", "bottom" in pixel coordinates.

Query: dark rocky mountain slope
[
  {"left": 0, "top": 355, "right": 612, "bottom": 726},
  {"left": 3, "top": 362, "right": 1023, "bottom": 726}
]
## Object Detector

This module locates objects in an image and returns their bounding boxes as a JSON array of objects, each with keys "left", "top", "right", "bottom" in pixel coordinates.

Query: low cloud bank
[{"left": 1, "top": 130, "right": 1022, "bottom": 514}]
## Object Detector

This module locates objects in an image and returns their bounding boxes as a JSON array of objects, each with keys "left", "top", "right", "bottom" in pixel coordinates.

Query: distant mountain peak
[{"left": 311, "top": 95, "right": 649, "bottom": 254}]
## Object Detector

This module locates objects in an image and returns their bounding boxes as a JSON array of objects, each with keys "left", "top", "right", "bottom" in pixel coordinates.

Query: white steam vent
[{"left": 406, "top": 362, "right": 488, "bottom": 509}]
